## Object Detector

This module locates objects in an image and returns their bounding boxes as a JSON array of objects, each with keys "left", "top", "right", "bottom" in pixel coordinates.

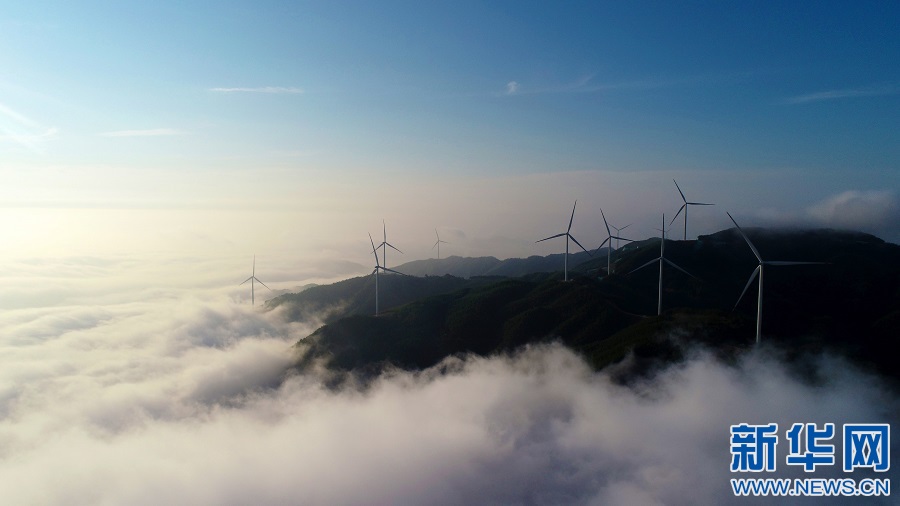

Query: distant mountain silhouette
[
  {"left": 393, "top": 251, "right": 598, "bottom": 277},
  {"left": 280, "top": 228, "right": 899, "bottom": 383}
]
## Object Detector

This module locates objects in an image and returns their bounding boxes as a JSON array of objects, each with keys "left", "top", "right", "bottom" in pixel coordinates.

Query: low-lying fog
[{"left": 1, "top": 254, "right": 896, "bottom": 505}]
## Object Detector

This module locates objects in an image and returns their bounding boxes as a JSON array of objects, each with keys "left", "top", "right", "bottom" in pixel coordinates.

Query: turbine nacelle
[
  {"left": 536, "top": 201, "right": 591, "bottom": 281},
  {"left": 432, "top": 229, "right": 449, "bottom": 259},
  {"left": 670, "top": 179, "right": 714, "bottom": 240}
]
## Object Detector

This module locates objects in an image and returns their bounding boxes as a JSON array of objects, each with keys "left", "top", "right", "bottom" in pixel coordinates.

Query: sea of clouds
[{"left": 1, "top": 254, "right": 896, "bottom": 505}]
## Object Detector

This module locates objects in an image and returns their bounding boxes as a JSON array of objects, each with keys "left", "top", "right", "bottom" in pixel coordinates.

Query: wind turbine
[
  {"left": 610, "top": 222, "right": 631, "bottom": 251},
  {"left": 536, "top": 201, "right": 591, "bottom": 281},
  {"left": 370, "top": 233, "right": 406, "bottom": 316},
  {"left": 377, "top": 220, "right": 403, "bottom": 269},
  {"left": 628, "top": 214, "right": 697, "bottom": 315},
  {"left": 670, "top": 179, "right": 714, "bottom": 240},
  {"left": 432, "top": 229, "right": 449, "bottom": 260},
  {"left": 594, "top": 208, "right": 632, "bottom": 275},
  {"left": 727, "top": 212, "right": 825, "bottom": 344},
  {"left": 239, "top": 255, "right": 271, "bottom": 306}
]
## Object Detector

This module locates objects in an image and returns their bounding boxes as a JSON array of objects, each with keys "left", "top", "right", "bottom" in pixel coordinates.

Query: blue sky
[{"left": 1, "top": 1, "right": 898, "bottom": 271}]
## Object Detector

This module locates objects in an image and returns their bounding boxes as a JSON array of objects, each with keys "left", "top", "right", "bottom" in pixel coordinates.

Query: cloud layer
[{"left": 0, "top": 255, "right": 896, "bottom": 505}]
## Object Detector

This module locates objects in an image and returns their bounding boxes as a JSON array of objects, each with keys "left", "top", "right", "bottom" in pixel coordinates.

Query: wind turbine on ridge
[
  {"left": 377, "top": 220, "right": 403, "bottom": 269},
  {"left": 239, "top": 255, "right": 271, "bottom": 306},
  {"left": 432, "top": 229, "right": 449, "bottom": 260},
  {"left": 627, "top": 213, "right": 697, "bottom": 315},
  {"left": 370, "top": 233, "right": 406, "bottom": 316},
  {"left": 610, "top": 222, "right": 631, "bottom": 251},
  {"left": 727, "top": 212, "right": 825, "bottom": 345},
  {"left": 670, "top": 179, "right": 714, "bottom": 240},
  {"left": 594, "top": 208, "right": 632, "bottom": 275},
  {"left": 536, "top": 201, "right": 591, "bottom": 281}
]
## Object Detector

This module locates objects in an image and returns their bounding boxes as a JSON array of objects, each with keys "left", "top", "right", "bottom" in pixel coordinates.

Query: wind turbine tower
[
  {"left": 594, "top": 208, "right": 632, "bottom": 274},
  {"left": 536, "top": 201, "right": 591, "bottom": 281},
  {"left": 432, "top": 229, "right": 449, "bottom": 260},
  {"left": 369, "top": 233, "right": 406, "bottom": 316},
  {"left": 727, "top": 212, "right": 825, "bottom": 344},
  {"left": 628, "top": 214, "right": 697, "bottom": 315},
  {"left": 671, "top": 179, "right": 714, "bottom": 240},
  {"left": 239, "top": 255, "right": 271, "bottom": 306}
]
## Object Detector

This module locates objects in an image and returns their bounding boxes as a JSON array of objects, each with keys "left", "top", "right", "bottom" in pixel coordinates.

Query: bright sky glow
[{"left": 1, "top": 1, "right": 898, "bottom": 275}]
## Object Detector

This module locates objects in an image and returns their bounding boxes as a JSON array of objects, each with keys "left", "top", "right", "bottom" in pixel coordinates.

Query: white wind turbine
[
  {"left": 610, "top": 222, "right": 631, "bottom": 251},
  {"left": 594, "top": 208, "right": 632, "bottom": 274},
  {"left": 239, "top": 255, "right": 271, "bottom": 306},
  {"left": 370, "top": 233, "right": 406, "bottom": 316},
  {"left": 727, "top": 212, "right": 825, "bottom": 344},
  {"left": 628, "top": 213, "right": 697, "bottom": 315},
  {"left": 670, "top": 179, "right": 714, "bottom": 240},
  {"left": 536, "top": 201, "right": 591, "bottom": 281},
  {"left": 378, "top": 220, "right": 403, "bottom": 270},
  {"left": 432, "top": 229, "right": 449, "bottom": 260}
]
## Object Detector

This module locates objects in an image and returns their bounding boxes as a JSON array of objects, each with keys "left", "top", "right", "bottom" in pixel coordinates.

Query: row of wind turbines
[
  {"left": 534, "top": 179, "right": 824, "bottom": 344},
  {"left": 241, "top": 179, "right": 823, "bottom": 344}
]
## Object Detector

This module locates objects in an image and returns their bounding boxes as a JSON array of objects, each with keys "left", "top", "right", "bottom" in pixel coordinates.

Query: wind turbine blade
[
  {"left": 567, "top": 201, "right": 577, "bottom": 233},
  {"left": 726, "top": 212, "right": 763, "bottom": 263},
  {"left": 239, "top": 276, "right": 253, "bottom": 285},
  {"left": 610, "top": 235, "right": 633, "bottom": 243},
  {"left": 599, "top": 207, "right": 611, "bottom": 236},
  {"left": 619, "top": 224, "right": 632, "bottom": 232},
  {"left": 382, "top": 220, "right": 386, "bottom": 243},
  {"left": 593, "top": 236, "right": 610, "bottom": 253},
  {"left": 385, "top": 242, "right": 403, "bottom": 254},
  {"left": 380, "top": 266, "right": 408, "bottom": 276},
  {"left": 537, "top": 233, "right": 567, "bottom": 243},
  {"left": 252, "top": 255, "right": 256, "bottom": 276},
  {"left": 688, "top": 202, "right": 714, "bottom": 206},
  {"left": 255, "top": 277, "right": 272, "bottom": 291},
  {"left": 765, "top": 261, "right": 827, "bottom": 266},
  {"left": 569, "top": 234, "right": 591, "bottom": 255},
  {"left": 432, "top": 240, "right": 439, "bottom": 250},
  {"left": 628, "top": 257, "right": 660, "bottom": 275},
  {"left": 669, "top": 205, "right": 686, "bottom": 227},
  {"left": 673, "top": 179, "right": 687, "bottom": 203},
  {"left": 369, "top": 233, "right": 381, "bottom": 266},
  {"left": 734, "top": 265, "right": 761, "bottom": 310},
  {"left": 435, "top": 229, "right": 439, "bottom": 241},
  {"left": 664, "top": 258, "right": 698, "bottom": 279}
]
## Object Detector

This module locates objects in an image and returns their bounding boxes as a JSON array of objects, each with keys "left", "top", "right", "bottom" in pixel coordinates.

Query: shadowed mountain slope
[{"left": 285, "top": 228, "right": 899, "bottom": 381}]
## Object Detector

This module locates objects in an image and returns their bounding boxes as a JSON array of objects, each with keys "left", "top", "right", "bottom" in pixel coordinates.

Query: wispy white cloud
[
  {"left": 209, "top": 87, "right": 304, "bottom": 94},
  {"left": 806, "top": 189, "right": 899, "bottom": 232},
  {"left": 753, "top": 189, "right": 900, "bottom": 243},
  {"left": 0, "top": 101, "right": 41, "bottom": 128},
  {"left": 0, "top": 101, "right": 58, "bottom": 150},
  {"left": 785, "top": 85, "right": 898, "bottom": 104},
  {"left": 0, "top": 126, "right": 58, "bottom": 143},
  {"left": 500, "top": 72, "right": 735, "bottom": 97},
  {"left": 100, "top": 128, "right": 185, "bottom": 137}
]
